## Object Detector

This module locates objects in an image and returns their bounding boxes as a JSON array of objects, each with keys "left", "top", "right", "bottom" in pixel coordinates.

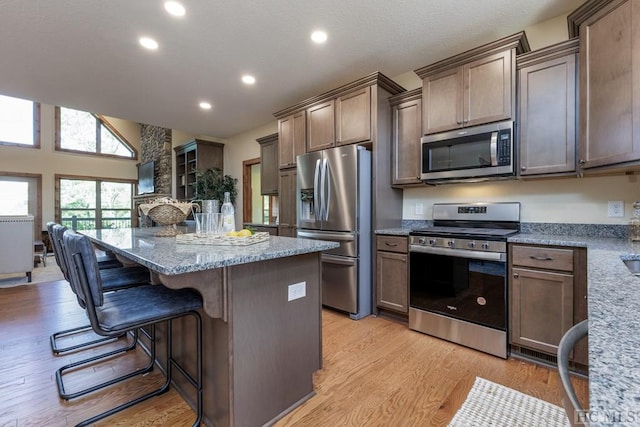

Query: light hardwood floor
[{"left": 0, "top": 280, "right": 588, "bottom": 426}]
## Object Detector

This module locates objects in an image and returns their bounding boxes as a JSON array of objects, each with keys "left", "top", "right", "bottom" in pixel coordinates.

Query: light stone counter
[
  {"left": 509, "top": 234, "right": 640, "bottom": 425},
  {"left": 82, "top": 226, "right": 339, "bottom": 275}
]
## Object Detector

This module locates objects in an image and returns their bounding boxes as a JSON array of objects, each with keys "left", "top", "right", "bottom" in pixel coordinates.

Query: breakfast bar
[{"left": 82, "top": 226, "right": 339, "bottom": 427}]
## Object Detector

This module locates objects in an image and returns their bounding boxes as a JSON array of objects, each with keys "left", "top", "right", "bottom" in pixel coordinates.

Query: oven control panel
[{"left": 410, "top": 236, "right": 506, "bottom": 253}]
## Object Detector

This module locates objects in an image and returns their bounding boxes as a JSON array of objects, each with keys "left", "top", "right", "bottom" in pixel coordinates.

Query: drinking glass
[
  {"left": 194, "top": 212, "right": 213, "bottom": 235},
  {"left": 210, "top": 213, "right": 223, "bottom": 235}
]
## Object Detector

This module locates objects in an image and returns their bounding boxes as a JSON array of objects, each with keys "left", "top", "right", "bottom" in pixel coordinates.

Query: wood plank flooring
[{"left": 0, "top": 280, "right": 588, "bottom": 426}]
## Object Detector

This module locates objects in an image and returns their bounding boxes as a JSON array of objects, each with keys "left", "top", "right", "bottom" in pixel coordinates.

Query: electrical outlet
[
  {"left": 608, "top": 201, "right": 625, "bottom": 218},
  {"left": 287, "top": 281, "right": 306, "bottom": 301},
  {"left": 414, "top": 203, "right": 424, "bottom": 216}
]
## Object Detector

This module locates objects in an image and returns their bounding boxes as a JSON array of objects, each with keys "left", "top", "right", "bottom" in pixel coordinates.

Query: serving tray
[{"left": 175, "top": 232, "right": 270, "bottom": 246}]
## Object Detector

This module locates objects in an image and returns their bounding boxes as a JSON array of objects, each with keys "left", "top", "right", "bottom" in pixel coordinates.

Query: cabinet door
[
  {"left": 464, "top": 49, "right": 513, "bottom": 127},
  {"left": 260, "top": 139, "right": 278, "bottom": 195},
  {"left": 336, "top": 86, "right": 371, "bottom": 145},
  {"left": 422, "top": 67, "right": 463, "bottom": 134},
  {"left": 510, "top": 267, "right": 574, "bottom": 355},
  {"left": 579, "top": 0, "right": 640, "bottom": 168},
  {"left": 519, "top": 52, "right": 577, "bottom": 176},
  {"left": 376, "top": 250, "right": 408, "bottom": 313},
  {"left": 278, "top": 169, "right": 297, "bottom": 228},
  {"left": 392, "top": 98, "right": 422, "bottom": 185},
  {"left": 306, "top": 100, "right": 335, "bottom": 152},
  {"left": 278, "top": 111, "right": 306, "bottom": 168}
]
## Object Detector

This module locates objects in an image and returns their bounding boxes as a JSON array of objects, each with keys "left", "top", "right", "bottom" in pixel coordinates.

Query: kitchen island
[{"left": 82, "top": 226, "right": 339, "bottom": 427}]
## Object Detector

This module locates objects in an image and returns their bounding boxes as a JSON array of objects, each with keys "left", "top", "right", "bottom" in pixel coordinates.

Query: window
[
  {"left": 0, "top": 94, "right": 40, "bottom": 147},
  {"left": 0, "top": 173, "right": 43, "bottom": 239},
  {"left": 55, "top": 107, "right": 137, "bottom": 158},
  {"left": 57, "top": 176, "right": 134, "bottom": 230}
]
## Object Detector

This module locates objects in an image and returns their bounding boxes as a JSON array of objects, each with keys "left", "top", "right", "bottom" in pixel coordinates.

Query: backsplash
[{"left": 400, "top": 220, "right": 628, "bottom": 239}]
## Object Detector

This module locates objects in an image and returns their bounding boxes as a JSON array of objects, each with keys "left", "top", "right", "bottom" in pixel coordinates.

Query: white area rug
[{"left": 448, "top": 377, "right": 569, "bottom": 427}]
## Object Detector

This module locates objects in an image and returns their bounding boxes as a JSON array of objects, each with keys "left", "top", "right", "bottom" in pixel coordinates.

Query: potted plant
[{"left": 192, "top": 168, "right": 238, "bottom": 212}]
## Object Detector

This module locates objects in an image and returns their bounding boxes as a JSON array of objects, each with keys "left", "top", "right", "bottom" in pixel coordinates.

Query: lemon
[
  {"left": 237, "top": 229, "right": 252, "bottom": 237},
  {"left": 226, "top": 231, "right": 239, "bottom": 237}
]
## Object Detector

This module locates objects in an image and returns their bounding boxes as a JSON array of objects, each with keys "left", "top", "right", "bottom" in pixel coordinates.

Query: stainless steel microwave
[{"left": 420, "top": 120, "right": 514, "bottom": 184}]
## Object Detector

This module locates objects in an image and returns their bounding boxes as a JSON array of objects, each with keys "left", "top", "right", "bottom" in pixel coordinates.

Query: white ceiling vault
[{"left": 0, "top": 0, "right": 584, "bottom": 139}]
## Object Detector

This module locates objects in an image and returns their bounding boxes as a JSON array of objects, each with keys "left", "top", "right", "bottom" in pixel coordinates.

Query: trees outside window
[
  {"left": 56, "top": 107, "right": 136, "bottom": 158},
  {"left": 57, "top": 177, "right": 134, "bottom": 230}
]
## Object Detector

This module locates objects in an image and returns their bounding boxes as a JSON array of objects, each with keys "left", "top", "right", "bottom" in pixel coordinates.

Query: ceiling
[{"left": 0, "top": 0, "right": 584, "bottom": 140}]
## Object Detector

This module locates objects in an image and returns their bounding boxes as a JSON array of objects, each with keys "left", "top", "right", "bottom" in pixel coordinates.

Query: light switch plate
[
  {"left": 414, "top": 203, "right": 424, "bottom": 216},
  {"left": 288, "top": 282, "right": 306, "bottom": 301}
]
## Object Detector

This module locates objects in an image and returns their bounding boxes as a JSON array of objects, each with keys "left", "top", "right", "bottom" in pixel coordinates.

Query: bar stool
[
  {"left": 557, "top": 319, "right": 589, "bottom": 426},
  {"left": 62, "top": 230, "right": 203, "bottom": 427},
  {"left": 47, "top": 222, "right": 150, "bottom": 354}
]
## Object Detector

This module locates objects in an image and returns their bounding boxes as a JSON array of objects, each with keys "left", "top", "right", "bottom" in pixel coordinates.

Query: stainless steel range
[{"left": 408, "top": 202, "right": 520, "bottom": 358}]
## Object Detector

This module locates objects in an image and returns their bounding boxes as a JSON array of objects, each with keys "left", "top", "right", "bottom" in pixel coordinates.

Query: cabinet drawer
[
  {"left": 376, "top": 235, "right": 408, "bottom": 253},
  {"left": 512, "top": 245, "right": 574, "bottom": 272}
]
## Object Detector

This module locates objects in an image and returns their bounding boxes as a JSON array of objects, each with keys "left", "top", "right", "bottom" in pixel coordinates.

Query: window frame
[
  {"left": 54, "top": 107, "right": 138, "bottom": 160},
  {"left": 0, "top": 101, "right": 41, "bottom": 149},
  {"left": 0, "top": 172, "right": 43, "bottom": 239},
  {"left": 55, "top": 174, "right": 136, "bottom": 230}
]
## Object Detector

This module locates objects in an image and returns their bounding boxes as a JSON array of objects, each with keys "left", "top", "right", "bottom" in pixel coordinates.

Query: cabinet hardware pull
[
  {"left": 385, "top": 242, "right": 398, "bottom": 247},
  {"left": 521, "top": 166, "right": 527, "bottom": 171},
  {"left": 579, "top": 159, "right": 586, "bottom": 164},
  {"left": 513, "top": 273, "right": 519, "bottom": 278},
  {"left": 530, "top": 256, "right": 553, "bottom": 261}
]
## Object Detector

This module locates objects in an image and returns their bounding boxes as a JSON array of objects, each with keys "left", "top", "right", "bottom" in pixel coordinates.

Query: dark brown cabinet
[
  {"left": 336, "top": 86, "right": 371, "bottom": 146},
  {"left": 375, "top": 235, "right": 408, "bottom": 314},
  {"left": 256, "top": 133, "right": 279, "bottom": 195},
  {"left": 306, "top": 100, "right": 335, "bottom": 152},
  {"left": 390, "top": 89, "right": 422, "bottom": 186},
  {"left": 570, "top": 0, "right": 640, "bottom": 171},
  {"left": 509, "top": 244, "right": 588, "bottom": 367},
  {"left": 277, "top": 111, "right": 306, "bottom": 169},
  {"left": 174, "top": 139, "right": 224, "bottom": 201},
  {"left": 415, "top": 32, "right": 528, "bottom": 135},
  {"left": 277, "top": 169, "right": 297, "bottom": 237},
  {"left": 517, "top": 39, "right": 578, "bottom": 177}
]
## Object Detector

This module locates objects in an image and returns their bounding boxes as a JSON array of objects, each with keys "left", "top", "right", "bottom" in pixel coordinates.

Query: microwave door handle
[
  {"left": 490, "top": 131, "right": 498, "bottom": 166},
  {"left": 323, "top": 158, "right": 330, "bottom": 221},
  {"left": 313, "top": 159, "right": 321, "bottom": 220}
]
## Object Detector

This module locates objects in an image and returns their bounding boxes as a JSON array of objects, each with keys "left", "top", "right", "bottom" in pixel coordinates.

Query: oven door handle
[{"left": 409, "top": 245, "right": 506, "bottom": 262}]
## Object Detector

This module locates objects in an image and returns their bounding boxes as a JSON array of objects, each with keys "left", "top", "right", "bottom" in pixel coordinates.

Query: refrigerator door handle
[
  {"left": 313, "top": 159, "right": 321, "bottom": 220},
  {"left": 323, "top": 158, "right": 331, "bottom": 221},
  {"left": 320, "top": 157, "right": 328, "bottom": 220}
]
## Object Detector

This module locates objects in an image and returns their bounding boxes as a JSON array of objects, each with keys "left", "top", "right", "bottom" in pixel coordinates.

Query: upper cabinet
[
  {"left": 569, "top": 0, "right": 640, "bottom": 171},
  {"left": 256, "top": 133, "right": 279, "bottom": 195},
  {"left": 517, "top": 39, "right": 578, "bottom": 177},
  {"left": 306, "top": 100, "right": 335, "bottom": 152},
  {"left": 336, "top": 86, "right": 371, "bottom": 146},
  {"left": 389, "top": 89, "right": 422, "bottom": 186},
  {"left": 277, "top": 111, "right": 306, "bottom": 169},
  {"left": 415, "top": 32, "right": 529, "bottom": 135},
  {"left": 174, "top": 139, "right": 224, "bottom": 201}
]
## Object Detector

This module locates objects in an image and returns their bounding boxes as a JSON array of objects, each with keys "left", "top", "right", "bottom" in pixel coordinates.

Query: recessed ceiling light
[
  {"left": 311, "top": 30, "right": 328, "bottom": 44},
  {"left": 164, "top": 1, "right": 186, "bottom": 17},
  {"left": 242, "top": 75, "right": 256, "bottom": 85},
  {"left": 139, "top": 37, "right": 159, "bottom": 50},
  {"left": 199, "top": 102, "right": 212, "bottom": 110}
]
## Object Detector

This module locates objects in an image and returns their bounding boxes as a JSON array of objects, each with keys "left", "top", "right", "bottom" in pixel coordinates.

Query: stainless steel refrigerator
[{"left": 296, "top": 144, "right": 371, "bottom": 320}]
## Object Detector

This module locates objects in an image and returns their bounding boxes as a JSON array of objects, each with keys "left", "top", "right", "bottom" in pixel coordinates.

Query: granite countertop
[
  {"left": 82, "top": 226, "right": 339, "bottom": 275},
  {"left": 376, "top": 226, "right": 640, "bottom": 421}
]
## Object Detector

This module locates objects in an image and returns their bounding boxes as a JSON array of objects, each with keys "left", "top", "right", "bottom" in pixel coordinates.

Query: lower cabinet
[
  {"left": 509, "top": 244, "right": 588, "bottom": 367},
  {"left": 375, "top": 235, "right": 408, "bottom": 314}
]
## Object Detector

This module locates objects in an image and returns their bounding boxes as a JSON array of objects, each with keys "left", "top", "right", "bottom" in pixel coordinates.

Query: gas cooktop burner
[{"left": 411, "top": 226, "right": 519, "bottom": 238}]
